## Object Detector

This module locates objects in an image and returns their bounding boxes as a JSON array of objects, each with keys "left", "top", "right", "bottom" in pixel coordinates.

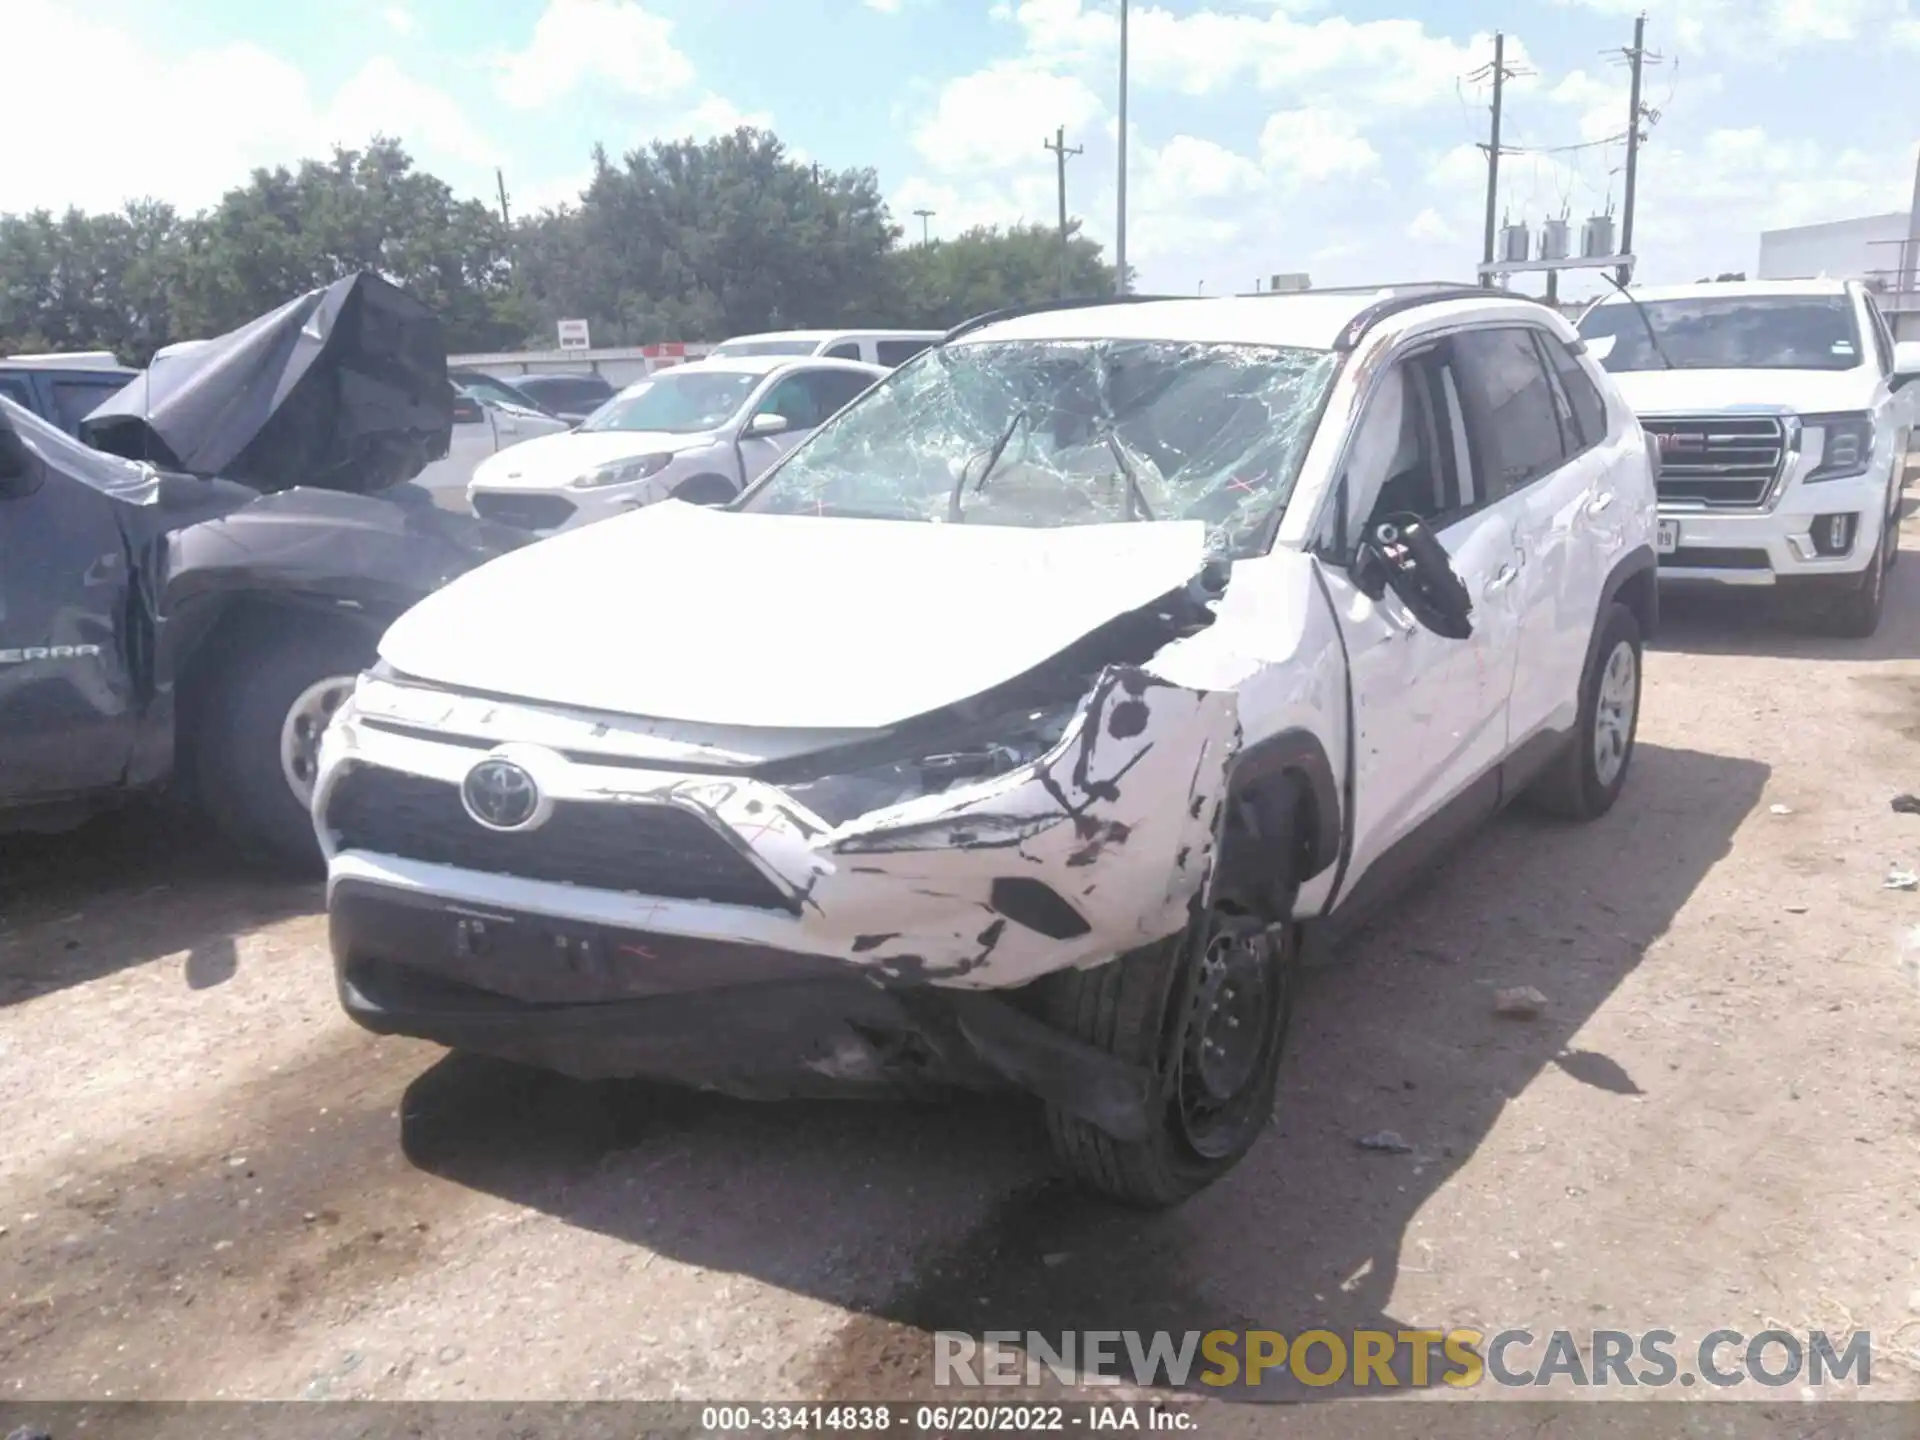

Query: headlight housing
[
  {"left": 572, "top": 453, "right": 673, "bottom": 489},
  {"left": 775, "top": 701, "right": 1080, "bottom": 827},
  {"left": 1803, "top": 413, "right": 1875, "bottom": 483}
]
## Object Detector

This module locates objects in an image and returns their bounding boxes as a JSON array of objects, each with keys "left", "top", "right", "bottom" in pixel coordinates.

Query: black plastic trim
[{"left": 1225, "top": 726, "right": 1343, "bottom": 882}]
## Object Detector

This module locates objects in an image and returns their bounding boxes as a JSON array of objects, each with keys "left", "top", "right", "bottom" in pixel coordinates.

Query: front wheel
[
  {"left": 192, "top": 619, "right": 376, "bottom": 871},
  {"left": 1525, "top": 600, "right": 1643, "bottom": 821},
  {"left": 1039, "top": 906, "right": 1297, "bottom": 1209}
]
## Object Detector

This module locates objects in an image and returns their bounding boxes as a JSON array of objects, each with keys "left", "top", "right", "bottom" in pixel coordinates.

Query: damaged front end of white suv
[{"left": 317, "top": 324, "right": 1347, "bottom": 1199}]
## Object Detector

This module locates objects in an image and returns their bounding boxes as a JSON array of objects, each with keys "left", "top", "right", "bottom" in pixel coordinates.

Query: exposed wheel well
[{"left": 1213, "top": 766, "right": 1331, "bottom": 921}]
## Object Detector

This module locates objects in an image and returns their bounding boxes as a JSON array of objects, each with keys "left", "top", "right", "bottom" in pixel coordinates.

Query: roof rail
[
  {"left": 940, "top": 293, "right": 1186, "bottom": 345},
  {"left": 1332, "top": 284, "right": 1553, "bottom": 352},
  {"left": 2, "top": 350, "right": 130, "bottom": 370}
]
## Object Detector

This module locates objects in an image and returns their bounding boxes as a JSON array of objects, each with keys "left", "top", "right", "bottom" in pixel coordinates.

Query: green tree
[{"left": 881, "top": 221, "right": 1118, "bottom": 329}]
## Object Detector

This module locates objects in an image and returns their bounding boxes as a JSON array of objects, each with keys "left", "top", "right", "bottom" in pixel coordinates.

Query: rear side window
[
  {"left": 876, "top": 339, "right": 932, "bottom": 367},
  {"left": 1537, "top": 334, "right": 1608, "bottom": 451},
  {"left": 51, "top": 376, "right": 126, "bottom": 432},
  {"left": 798, "top": 369, "right": 877, "bottom": 419},
  {"left": 1449, "top": 328, "right": 1567, "bottom": 502},
  {"left": 823, "top": 342, "right": 862, "bottom": 361}
]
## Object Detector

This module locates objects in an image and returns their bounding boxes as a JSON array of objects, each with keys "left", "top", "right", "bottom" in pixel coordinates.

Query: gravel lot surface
[{"left": 4, "top": 512, "right": 1920, "bottom": 1408}]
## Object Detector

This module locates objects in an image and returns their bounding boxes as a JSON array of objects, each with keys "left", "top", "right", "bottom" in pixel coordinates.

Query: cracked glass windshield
[{"left": 741, "top": 338, "right": 1339, "bottom": 557}]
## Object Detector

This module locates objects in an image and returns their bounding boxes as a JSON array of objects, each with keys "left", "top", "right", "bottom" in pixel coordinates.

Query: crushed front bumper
[{"left": 314, "top": 668, "right": 1240, "bottom": 1123}]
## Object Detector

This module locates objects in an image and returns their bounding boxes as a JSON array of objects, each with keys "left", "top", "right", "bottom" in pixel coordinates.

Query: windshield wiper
[
  {"left": 948, "top": 409, "right": 1030, "bottom": 522},
  {"left": 1602, "top": 272, "right": 1675, "bottom": 371},
  {"left": 1104, "top": 431, "right": 1155, "bottom": 522}
]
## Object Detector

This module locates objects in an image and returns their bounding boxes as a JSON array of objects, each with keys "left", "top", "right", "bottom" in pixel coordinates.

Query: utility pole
[
  {"left": 913, "top": 209, "right": 936, "bottom": 246},
  {"left": 1115, "top": 0, "right": 1129, "bottom": 295},
  {"left": 1476, "top": 32, "right": 1508, "bottom": 289},
  {"left": 496, "top": 168, "right": 511, "bottom": 227},
  {"left": 1617, "top": 13, "right": 1650, "bottom": 288},
  {"left": 1044, "top": 126, "right": 1084, "bottom": 297}
]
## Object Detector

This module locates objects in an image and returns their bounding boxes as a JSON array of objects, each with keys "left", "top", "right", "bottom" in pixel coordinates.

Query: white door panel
[
  {"left": 1506, "top": 456, "right": 1601, "bottom": 741},
  {"left": 1325, "top": 504, "right": 1522, "bottom": 900}
]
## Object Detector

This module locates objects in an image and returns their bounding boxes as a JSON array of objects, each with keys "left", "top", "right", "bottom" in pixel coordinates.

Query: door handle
[
  {"left": 1588, "top": 492, "right": 1616, "bottom": 516},
  {"left": 1487, "top": 562, "right": 1519, "bottom": 593}
]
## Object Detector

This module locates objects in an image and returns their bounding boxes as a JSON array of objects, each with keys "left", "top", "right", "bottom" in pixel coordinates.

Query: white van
[{"left": 707, "top": 329, "right": 941, "bottom": 368}]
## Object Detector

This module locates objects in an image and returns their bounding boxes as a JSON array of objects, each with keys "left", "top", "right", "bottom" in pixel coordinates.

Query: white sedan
[{"left": 464, "top": 355, "right": 888, "bottom": 534}]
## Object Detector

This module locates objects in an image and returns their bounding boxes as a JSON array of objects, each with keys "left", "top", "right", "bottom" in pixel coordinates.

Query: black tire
[
  {"left": 192, "top": 617, "right": 377, "bottom": 872},
  {"left": 1526, "top": 600, "right": 1643, "bottom": 821},
  {"left": 1815, "top": 522, "right": 1889, "bottom": 639},
  {"left": 1039, "top": 903, "right": 1297, "bottom": 1209},
  {"left": 671, "top": 474, "right": 737, "bottom": 506}
]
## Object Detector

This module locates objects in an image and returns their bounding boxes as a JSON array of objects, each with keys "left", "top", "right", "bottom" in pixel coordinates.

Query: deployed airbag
[{"left": 80, "top": 272, "right": 452, "bottom": 495}]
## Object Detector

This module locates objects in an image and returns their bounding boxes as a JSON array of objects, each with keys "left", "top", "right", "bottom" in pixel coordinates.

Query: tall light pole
[
  {"left": 1115, "top": 0, "right": 1129, "bottom": 295},
  {"left": 913, "top": 208, "right": 936, "bottom": 246}
]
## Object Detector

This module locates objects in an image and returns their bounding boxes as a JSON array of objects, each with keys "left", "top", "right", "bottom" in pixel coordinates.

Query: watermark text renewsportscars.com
[{"left": 934, "top": 1328, "right": 1875, "bottom": 1390}]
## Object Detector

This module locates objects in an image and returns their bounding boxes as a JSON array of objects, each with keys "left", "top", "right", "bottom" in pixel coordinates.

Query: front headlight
[
  {"left": 1803, "top": 413, "right": 1875, "bottom": 483},
  {"left": 775, "top": 702, "right": 1080, "bottom": 827},
  {"left": 572, "top": 453, "right": 673, "bottom": 489}
]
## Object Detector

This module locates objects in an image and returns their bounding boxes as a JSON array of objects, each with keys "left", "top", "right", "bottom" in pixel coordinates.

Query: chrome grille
[{"left": 1642, "top": 415, "right": 1786, "bottom": 510}]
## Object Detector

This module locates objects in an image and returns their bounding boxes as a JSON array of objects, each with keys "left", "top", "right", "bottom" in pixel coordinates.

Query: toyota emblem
[{"left": 461, "top": 758, "right": 542, "bottom": 831}]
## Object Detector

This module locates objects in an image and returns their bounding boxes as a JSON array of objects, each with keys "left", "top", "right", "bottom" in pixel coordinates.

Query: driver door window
[{"left": 754, "top": 375, "right": 820, "bottom": 429}]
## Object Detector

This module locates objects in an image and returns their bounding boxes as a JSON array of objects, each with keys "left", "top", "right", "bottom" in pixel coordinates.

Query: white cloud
[
  {"left": 493, "top": 0, "right": 696, "bottom": 110},
  {"left": 911, "top": 61, "right": 1104, "bottom": 173},
  {"left": 864, "top": 0, "right": 903, "bottom": 10},
  {"left": 1408, "top": 207, "right": 1461, "bottom": 243},
  {"left": 380, "top": 5, "right": 418, "bottom": 36},
  {"left": 0, "top": 0, "right": 498, "bottom": 215},
  {"left": 1555, "top": 0, "right": 1915, "bottom": 51},
  {"left": 1141, "top": 135, "right": 1265, "bottom": 205},
  {"left": 673, "top": 94, "right": 776, "bottom": 138},
  {"left": 1258, "top": 108, "right": 1380, "bottom": 185}
]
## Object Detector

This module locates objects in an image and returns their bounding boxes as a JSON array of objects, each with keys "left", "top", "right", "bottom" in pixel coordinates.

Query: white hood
[
  {"left": 1609, "top": 366, "right": 1873, "bottom": 417},
  {"left": 379, "top": 502, "right": 1216, "bottom": 731},
  {"left": 472, "top": 428, "right": 717, "bottom": 491}
]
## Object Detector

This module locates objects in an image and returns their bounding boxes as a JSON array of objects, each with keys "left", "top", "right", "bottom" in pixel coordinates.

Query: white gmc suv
[
  {"left": 315, "top": 286, "right": 1659, "bottom": 1207},
  {"left": 1577, "top": 278, "right": 1919, "bottom": 637}
]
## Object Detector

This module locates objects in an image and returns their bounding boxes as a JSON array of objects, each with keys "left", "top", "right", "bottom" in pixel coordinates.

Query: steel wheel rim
[
  {"left": 1592, "top": 640, "right": 1637, "bottom": 790},
  {"left": 1171, "top": 917, "right": 1289, "bottom": 1160},
  {"left": 280, "top": 675, "right": 356, "bottom": 807}
]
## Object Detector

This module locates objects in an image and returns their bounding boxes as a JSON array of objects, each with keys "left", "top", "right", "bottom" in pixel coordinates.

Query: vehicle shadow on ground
[
  {"left": 399, "top": 740, "right": 1768, "bottom": 1401},
  {"left": 0, "top": 803, "right": 317, "bottom": 1007},
  {"left": 1650, "top": 530, "right": 1920, "bottom": 664}
]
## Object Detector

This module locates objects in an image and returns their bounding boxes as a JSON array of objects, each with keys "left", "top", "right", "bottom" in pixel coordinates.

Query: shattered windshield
[
  {"left": 578, "top": 370, "right": 761, "bottom": 433},
  {"left": 1578, "top": 295, "right": 1863, "bottom": 372},
  {"left": 739, "top": 338, "right": 1339, "bottom": 556}
]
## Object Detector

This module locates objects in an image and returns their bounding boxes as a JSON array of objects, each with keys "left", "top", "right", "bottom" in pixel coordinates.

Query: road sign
[{"left": 557, "top": 318, "right": 590, "bottom": 351}]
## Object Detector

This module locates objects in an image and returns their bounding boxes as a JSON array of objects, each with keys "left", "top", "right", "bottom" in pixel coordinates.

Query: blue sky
[{"left": 11, "top": 0, "right": 1918, "bottom": 307}]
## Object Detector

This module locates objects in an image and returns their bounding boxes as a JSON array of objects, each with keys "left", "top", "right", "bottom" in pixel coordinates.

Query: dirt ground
[{"left": 5, "top": 514, "right": 1920, "bottom": 1410}]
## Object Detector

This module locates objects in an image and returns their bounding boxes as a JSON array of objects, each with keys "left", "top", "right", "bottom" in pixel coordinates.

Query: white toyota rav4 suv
[
  {"left": 316, "top": 287, "right": 1659, "bottom": 1207},
  {"left": 1577, "top": 278, "right": 1919, "bottom": 637}
]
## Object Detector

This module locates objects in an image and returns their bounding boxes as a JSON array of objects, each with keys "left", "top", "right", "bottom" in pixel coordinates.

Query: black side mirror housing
[{"left": 1353, "top": 512, "right": 1474, "bottom": 640}]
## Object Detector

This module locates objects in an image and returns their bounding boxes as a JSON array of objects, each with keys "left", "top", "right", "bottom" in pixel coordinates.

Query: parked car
[
  {"left": 1577, "top": 278, "right": 1919, "bottom": 636},
  {"left": 0, "top": 272, "right": 526, "bottom": 867},
  {"left": 0, "top": 352, "right": 141, "bottom": 435},
  {"left": 707, "top": 329, "right": 941, "bottom": 367},
  {"left": 508, "top": 371, "right": 618, "bottom": 422},
  {"left": 449, "top": 369, "right": 546, "bottom": 414},
  {"left": 411, "top": 388, "right": 574, "bottom": 512},
  {"left": 317, "top": 286, "right": 1658, "bottom": 1207},
  {"left": 464, "top": 354, "right": 885, "bottom": 533}
]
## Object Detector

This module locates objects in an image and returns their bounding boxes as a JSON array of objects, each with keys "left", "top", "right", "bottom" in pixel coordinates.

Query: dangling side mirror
[{"left": 1353, "top": 512, "right": 1474, "bottom": 640}]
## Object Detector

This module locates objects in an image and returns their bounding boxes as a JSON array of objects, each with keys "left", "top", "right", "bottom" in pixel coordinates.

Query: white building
[{"left": 1758, "top": 198, "right": 1920, "bottom": 340}]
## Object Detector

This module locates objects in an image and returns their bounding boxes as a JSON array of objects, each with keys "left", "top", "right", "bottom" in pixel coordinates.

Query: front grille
[
  {"left": 471, "top": 491, "right": 577, "bottom": 531},
  {"left": 1665, "top": 546, "right": 1772, "bottom": 571},
  {"left": 1643, "top": 415, "right": 1786, "bottom": 510},
  {"left": 326, "top": 767, "right": 791, "bottom": 910}
]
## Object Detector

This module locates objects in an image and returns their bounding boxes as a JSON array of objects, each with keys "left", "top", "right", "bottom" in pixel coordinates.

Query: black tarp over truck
[{"left": 0, "top": 272, "right": 527, "bottom": 865}]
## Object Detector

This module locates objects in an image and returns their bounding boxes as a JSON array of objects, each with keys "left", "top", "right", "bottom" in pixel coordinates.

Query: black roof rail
[
  {"left": 940, "top": 293, "right": 1188, "bottom": 345},
  {"left": 1332, "top": 284, "right": 1556, "bottom": 352}
]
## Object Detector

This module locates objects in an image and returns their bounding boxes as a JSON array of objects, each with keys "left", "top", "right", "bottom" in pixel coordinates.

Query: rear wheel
[
  {"left": 1039, "top": 901, "right": 1297, "bottom": 1209},
  {"left": 192, "top": 618, "right": 375, "bottom": 871},
  {"left": 1526, "top": 601, "right": 1642, "bottom": 821}
]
